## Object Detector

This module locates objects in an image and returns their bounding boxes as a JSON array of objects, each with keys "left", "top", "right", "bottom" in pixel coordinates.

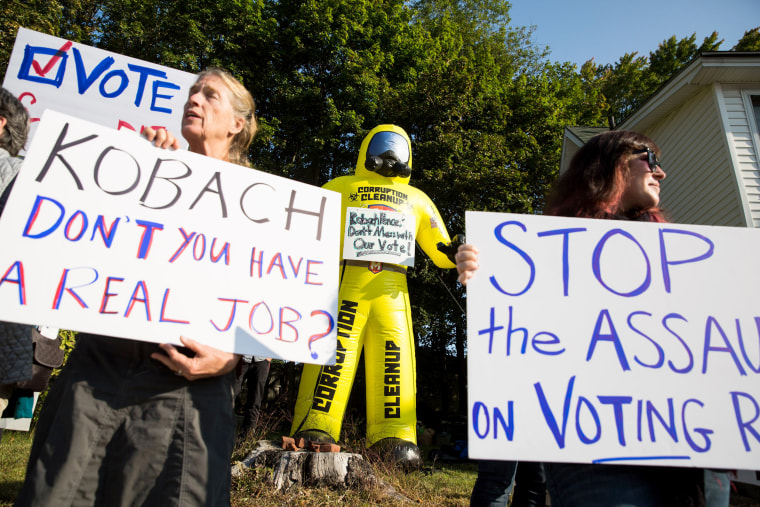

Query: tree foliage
[
  {"left": 734, "top": 26, "right": 760, "bottom": 51},
  {"left": 586, "top": 32, "right": 725, "bottom": 124},
  {"left": 1, "top": 2, "right": 757, "bottom": 423}
]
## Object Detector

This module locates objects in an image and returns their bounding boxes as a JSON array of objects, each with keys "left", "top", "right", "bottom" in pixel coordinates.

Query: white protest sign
[
  {"left": 3, "top": 27, "right": 196, "bottom": 151},
  {"left": 465, "top": 211, "right": 760, "bottom": 469},
  {"left": 341, "top": 207, "right": 415, "bottom": 266},
  {"left": 0, "top": 110, "right": 341, "bottom": 364}
]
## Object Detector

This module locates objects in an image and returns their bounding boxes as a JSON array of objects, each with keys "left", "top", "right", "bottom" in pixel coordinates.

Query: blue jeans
[
  {"left": 470, "top": 460, "right": 517, "bottom": 507},
  {"left": 545, "top": 463, "right": 730, "bottom": 507},
  {"left": 512, "top": 462, "right": 546, "bottom": 507},
  {"left": 704, "top": 469, "right": 731, "bottom": 507}
]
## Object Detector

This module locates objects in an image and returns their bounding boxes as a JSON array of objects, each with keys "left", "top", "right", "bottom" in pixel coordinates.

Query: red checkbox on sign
[{"left": 18, "top": 41, "right": 74, "bottom": 87}]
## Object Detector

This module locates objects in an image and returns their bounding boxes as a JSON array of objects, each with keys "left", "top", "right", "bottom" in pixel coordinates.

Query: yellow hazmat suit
[{"left": 291, "top": 125, "right": 455, "bottom": 452}]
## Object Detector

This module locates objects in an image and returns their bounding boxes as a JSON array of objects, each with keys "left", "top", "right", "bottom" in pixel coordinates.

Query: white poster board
[
  {"left": 3, "top": 27, "right": 197, "bottom": 151},
  {"left": 341, "top": 207, "right": 415, "bottom": 266},
  {"left": 0, "top": 111, "right": 341, "bottom": 365},
  {"left": 466, "top": 211, "right": 760, "bottom": 470}
]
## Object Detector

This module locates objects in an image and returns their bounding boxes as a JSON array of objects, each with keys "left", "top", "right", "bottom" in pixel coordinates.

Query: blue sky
[{"left": 508, "top": 0, "right": 759, "bottom": 67}]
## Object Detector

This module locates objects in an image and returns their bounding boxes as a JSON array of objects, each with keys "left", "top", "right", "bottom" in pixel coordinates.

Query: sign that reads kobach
[
  {"left": 465, "top": 210, "right": 760, "bottom": 470},
  {"left": 342, "top": 207, "right": 415, "bottom": 267},
  {"left": 3, "top": 27, "right": 196, "bottom": 151},
  {"left": 0, "top": 111, "right": 342, "bottom": 365}
]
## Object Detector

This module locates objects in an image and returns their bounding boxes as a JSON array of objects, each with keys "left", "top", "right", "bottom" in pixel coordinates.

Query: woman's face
[
  {"left": 619, "top": 148, "right": 666, "bottom": 212},
  {"left": 181, "top": 74, "right": 243, "bottom": 156}
]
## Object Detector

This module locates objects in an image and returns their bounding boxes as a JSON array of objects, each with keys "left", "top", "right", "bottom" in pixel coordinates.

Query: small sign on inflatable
[
  {"left": 341, "top": 207, "right": 415, "bottom": 267},
  {"left": 2, "top": 27, "right": 197, "bottom": 151},
  {"left": 0, "top": 111, "right": 342, "bottom": 365},
  {"left": 465, "top": 210, "right": 760, "bottom": 470}
]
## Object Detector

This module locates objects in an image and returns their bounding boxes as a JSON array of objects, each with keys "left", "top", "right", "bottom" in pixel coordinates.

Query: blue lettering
[
  {"left": 99, "top": 69, "right": 129, "bottom": 98},
  {"left": 703, "top": 316, "right": 746, "bottom": 375},
  {"left": 662, "top": 313, "right": 694, "bottom": 374},
  {"left": 72, "top": 48, "right": 114, "bottom": 94},
  {"left": 646, "top": 398, "right": 678, "bottom": 443},
  {"left": 151, "top": 80, "right": 181, "bottom": 113},
  {"left": 534, "top": 376, "right": 575, "bottom": 449},
  {"left": 490, "top": 221, "right": 535, "bottom": 296},
  {"left": 592, "top": 228, "right": 651, "bottom": 297},
  {"left": 659, "top": 228, "right": 714, "bottom": 293},
  {"left": 628, "top": 311, "right": 665, "bottom": 369},
  {"left": 682, "top": 399, "right": 712, "bottom": 452},
  {"left": 127, "top": 63, "right": 167, "bottom": 107},
  {"left": 587, "top": 309, "right": 630, "bottom": 371},
  {"left": 731, "top": 391, "right": 760, "bottom": 452},
  {"left": 90, "top": 215, "right": 121, "bottom": 248},
  {"left": 537, "top": 227, "right": 586, "bottom": 296},
  {"left": 598, "top": 396, "right": 633, "bottom": 446},
  {"left": 23, "top": 195, "right": 65, "bottom": 239},
  {"left": 576, "top": 396, "right": 601, "bottom": 444}
]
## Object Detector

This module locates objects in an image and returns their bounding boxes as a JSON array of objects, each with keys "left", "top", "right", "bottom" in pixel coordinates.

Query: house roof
[
  {"left": 564, "top": 126, "right": 608, "bottom": 146},
  {"left": 619, "top": 51, "right": 760, "bottom": 132},
  {"left": 559, "top": 126, "right": 607, "bottom": 173}
]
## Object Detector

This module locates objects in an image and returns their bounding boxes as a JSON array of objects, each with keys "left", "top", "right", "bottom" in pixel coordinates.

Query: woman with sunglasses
[{"left": 456, "top": 130, "right": 731, "bottom": 506}]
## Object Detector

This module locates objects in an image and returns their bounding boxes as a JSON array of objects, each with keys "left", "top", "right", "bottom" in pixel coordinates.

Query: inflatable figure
[{"left": 291, "top": 124, "right": 458, "bottom": 466}]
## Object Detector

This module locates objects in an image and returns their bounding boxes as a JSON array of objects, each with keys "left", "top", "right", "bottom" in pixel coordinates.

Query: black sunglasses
[{"left": 633, "top": 148, "right": 663, "bottom": 173}]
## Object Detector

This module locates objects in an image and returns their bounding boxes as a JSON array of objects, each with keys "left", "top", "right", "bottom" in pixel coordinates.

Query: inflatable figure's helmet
[{"left": 356, "top": 125, "right": 413, "bottom": 184}]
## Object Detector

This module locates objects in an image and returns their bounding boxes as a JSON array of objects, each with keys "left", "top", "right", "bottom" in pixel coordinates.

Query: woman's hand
[
  {"left": 151, "top": 336, "right": 240, "bottom": 380},
  {"left": 142, "top": 126, "right": 181, "bottom": 150},
  {"left": 455, "top": 243, "right": 480, "bottom": 285}
]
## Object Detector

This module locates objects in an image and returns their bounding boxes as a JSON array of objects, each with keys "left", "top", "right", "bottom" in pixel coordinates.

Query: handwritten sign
[
  {"left": 465, "top": 211, "right": 760, "bottom": 469},
  {"left": 2, "top": 27, "right": 197, "bottom": 151},
  {"left": 0, "top": 111, "right": 342, "bottom": 364},
  {"left": 341, "top": 207, "right": 415, "bottom": 266}
]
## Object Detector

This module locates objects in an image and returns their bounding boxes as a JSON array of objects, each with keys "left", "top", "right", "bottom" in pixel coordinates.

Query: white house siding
[
  {"left": 645, "top": 86, "right": 746, "bottom": 227},
  {"left": 722, "top": 85, "right": 760, "bottom": 227}
]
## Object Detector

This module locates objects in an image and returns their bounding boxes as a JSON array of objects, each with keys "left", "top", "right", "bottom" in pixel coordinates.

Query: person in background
[
  {"left": 233, "top": 355, "right": 271, "bottom": 439},
  {"left": 0, "top": 87, "right": 27, "bottom": 206},
  {"left": 470, "top": 459, "right": 517, "bottom": 506},
  {"left": 470, "top": 459, "right": 546, "bottom": 506},
  {"left": 15, "top": 68, "right": 257, "bottom": 507},
  {"left": 456, "top": 130, "right": 730, "bottom": 507},
  {"left": 0, "top": 86, "right": 33, "bottom": 438}
]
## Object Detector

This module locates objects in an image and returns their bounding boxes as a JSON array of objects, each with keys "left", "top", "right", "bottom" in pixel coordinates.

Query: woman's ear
[{"left": 230, "top": 116, "right": 244, "bottom": 136}]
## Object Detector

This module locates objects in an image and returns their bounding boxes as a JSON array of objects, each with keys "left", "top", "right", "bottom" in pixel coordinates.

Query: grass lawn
[
  {"left": 1, "top": 427, "right": 477, "bottom": 506},
  {"left": 0, "top": 430, "right": 34, "bottom": 506},
  {"left": 3, "top": 428, "right": 759, "bottom": 506}
]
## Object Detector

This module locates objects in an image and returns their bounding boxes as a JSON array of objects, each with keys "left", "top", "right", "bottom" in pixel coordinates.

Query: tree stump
[{"left": 232, "top": 440, "right": 412, "bottom": 502}]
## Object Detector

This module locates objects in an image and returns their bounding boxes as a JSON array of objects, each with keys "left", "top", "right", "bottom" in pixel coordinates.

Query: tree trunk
[{"left": 233, "top": 440, "right": 412, "bottom": 502}]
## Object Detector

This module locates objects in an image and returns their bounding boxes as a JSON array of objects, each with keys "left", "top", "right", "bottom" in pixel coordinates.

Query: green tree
[
  {"left": 734, "top": 26, "right": 760, "bottom": 51},
  {"left": 6, "top": 1, "right": 748, "bottom": 424},
  {"left": 0, "top": 0, "right": 62, "bottom": 79},
  {"left": 649, "top": 32, "right": 722, "bottom": 80},
  {"left": 590, "top": 32, "right": 724, "bottom": 125},
  {"left": 246, "top": 0, "right": 419, "bottom": 185}
]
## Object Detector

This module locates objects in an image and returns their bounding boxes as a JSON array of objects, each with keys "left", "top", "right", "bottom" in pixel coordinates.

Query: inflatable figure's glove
[{"left": 437, "top": 234, "right": 466, "bottom": 265}]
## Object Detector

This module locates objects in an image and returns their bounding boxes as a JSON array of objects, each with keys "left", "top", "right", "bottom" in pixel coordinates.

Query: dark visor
[{"left": 366, "top": 132, "right": 410, "bottom": 164}]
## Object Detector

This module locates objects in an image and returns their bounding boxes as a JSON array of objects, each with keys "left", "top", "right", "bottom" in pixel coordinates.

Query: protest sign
[
  {"left": 0, "top": 110, "right": 341, "bottom": 364},
  {"left": 341, "top": 207, "right": 415, "bottom": 266},
  {"left": 465, "top": 210, "right": 760, "bottom": 469},
  {"left": 3, "top": 27, "right": 196, "bottom": 151}
]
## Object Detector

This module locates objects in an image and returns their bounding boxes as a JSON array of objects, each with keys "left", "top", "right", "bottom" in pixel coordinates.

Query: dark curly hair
[
  {"left": 0, "top": 87, "right": 29, "bottom": 157},
  {"left": 545, "top": 130, "right": 666, "bottom": 222}
]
